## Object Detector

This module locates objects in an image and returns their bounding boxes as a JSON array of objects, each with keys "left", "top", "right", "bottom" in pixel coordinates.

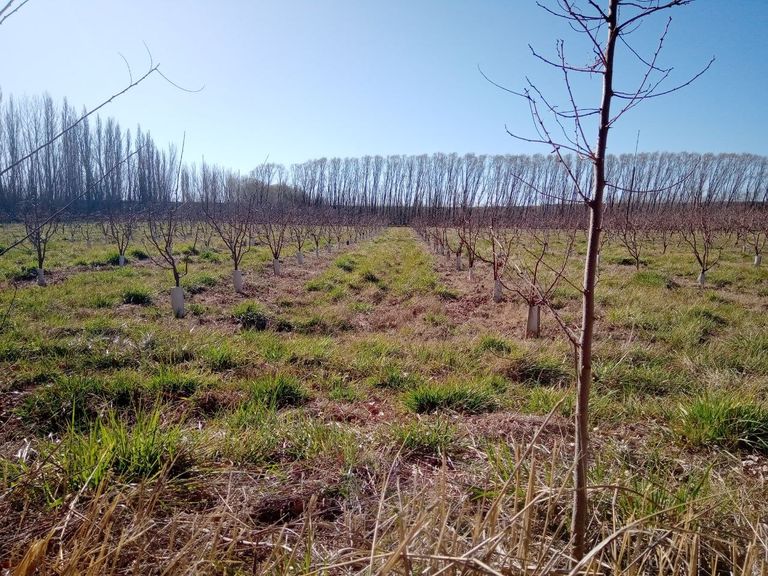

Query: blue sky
[{"left": 1, "top": 1, "right": 765, "bottom": 172}]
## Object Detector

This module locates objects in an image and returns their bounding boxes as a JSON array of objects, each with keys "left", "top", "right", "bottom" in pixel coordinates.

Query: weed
[
  {"left": 477, "top": 335, "right": 513, "bottom": 354},
  {"left": 373, "top": 366, "right": 422, "bottom": 390},
  {"left": 250, "top": 374, "right": 309, "bottom": 408},
  {"left": 183, "top": 273, "right": 218, "bottom": 294},
  {"left": 391, "top": 417, "right": 457, "bottom": 454},
  {"left": 18, "top": 376, "right": 133, "bottom": 433},
  {"left": 203, "top": 342, "right": 239, "bottom": 371},
  {"left": 506, "top": 354, "right": 569, "bottom": 386},
  {"left": 233, "top": 301, "right": 270, "bottom": 330},
  {"left": 435, "top": 284, "right": 459, "bottom": 300},
  {"left": 404, "top": 381, "right": 498, "bottom": 414},
  {"left": 148, "top": 368, "right": 202, "bottom": 397},
  {"left": 679, "top": 393, "right": 768, "bottom": 453},
  {"left": 122, "top": 286, "right": 152, "bottom": 306},
  {"left": 128, "top": 247, "right": 149, "bottom": 260},
  {"left": 335, "top": 255, "right": 357, "bottom": 272},
  {"left": 54, "top": 409, "right": 183, "bottom": 490}
]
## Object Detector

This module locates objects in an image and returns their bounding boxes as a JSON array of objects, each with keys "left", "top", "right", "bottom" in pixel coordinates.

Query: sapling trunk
[
  {"left": 525, "top": 304, "right": 540, "bottom": 338},
  {"left": 493, "top": 278, "right": 503, "bottom": 303},
  {"left": 273, "top": 258, "right": 281, "bottom": 276},
  {"left": 697, "top": 270, "right": 706, "bottom": 287},
  {"left": 171, "top": 286, "right": 185, "bottom": 318},
  {"left": 36, "top": 268, "right": 46, "bottom": 287},
  {"left": 755, "top": 254, "right": 762, "bottom": 267},
  {"left": 455, "top": 253, "right": 462, "bottom": 271},
  {"left": 118, "top": 254, "right": 126, "bottom": 267},
  {"left": 232, "top": 269, "right": 244, "bottom": 293},
  {"left": 296, "top": 251, "right": 304, "bottom": 265}
]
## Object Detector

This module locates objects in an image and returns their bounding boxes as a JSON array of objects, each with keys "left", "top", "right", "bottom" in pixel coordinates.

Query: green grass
[
  {"left": 371, "top": 366, "right": 422, "bottom": 390},
  {"left": 2, "top": 225, "right": 768, "bottom": 573},
  {"left": 250, "top": 374, "right": 309, "bottom": 408},
  {"left": 679, "top": 393, "right": 768, "bottom": 453},
  {"left": 53, "top": 409, "right": 185, "bottom": 490},
  {"left": 18, "top": 376, "right": 134, "bottom": 433},
  {"left": 404, "top": 381, "right": 499, "bottom": 414},
  {"left": 477, "top": 335, "right": 513, "bottom": 354},
  {"left": 121, "top": 286, "right": 153, "bottom": 306},
  {"left": 232, "top": 301, "right": 270, "bottom": 330},
  {"left": 391, "top": 417, "right": 457, "bottom": 455},
  {"left": 202, "top": 342, "right": 240, "bottom": 371}
]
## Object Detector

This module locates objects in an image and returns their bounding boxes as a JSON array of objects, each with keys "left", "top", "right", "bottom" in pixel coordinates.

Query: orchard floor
[{"left": 1, "top": 226, "right": 767, "bottom": 574}]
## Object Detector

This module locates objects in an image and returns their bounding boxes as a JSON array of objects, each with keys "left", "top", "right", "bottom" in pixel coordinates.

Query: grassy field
[{"left": 1, "top": 225, "right": 767, "bottom": 574}]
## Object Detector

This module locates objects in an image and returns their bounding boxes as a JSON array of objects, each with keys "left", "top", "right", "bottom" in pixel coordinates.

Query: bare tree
[
  {"left": 144, "top": 137, "right": 187, "bottom": 317},
  {"left": 489, "top": 0, "right": 713, "bottom": 562},
  {"left": 201, "top": 164, "right": 256, "bottom": 293},
  {"left": 21, "top": 200, "right": 59, "bottom": 286},
  {"left": 680, "top": 204, "right": 730, "bottom": 287},
  {"left": 101, "top": 203, "right": 140, "bottom": 266}
]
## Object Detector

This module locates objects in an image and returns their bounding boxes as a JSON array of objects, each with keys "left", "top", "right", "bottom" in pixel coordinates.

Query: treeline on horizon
[{"left": 1, "top": 92, "right": 767, "bottom": 224}]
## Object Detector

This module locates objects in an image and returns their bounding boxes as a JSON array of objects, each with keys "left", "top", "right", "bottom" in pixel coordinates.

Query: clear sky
[{"left": 1, "top": 1, "right": 765, "bottom": 172}]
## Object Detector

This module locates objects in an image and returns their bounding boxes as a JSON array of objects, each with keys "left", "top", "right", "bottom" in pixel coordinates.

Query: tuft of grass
[
  {"left": 183, "top": 273, "right": 218, "bottom": 294},
  {"left": 199, "top": 249, "right": 222, "bottom": 263},
  {"left": 105, "top": 252, "right": 124, "bottom": 266},
  {"left": 233, "top": 301, "right": 270, "bottom": 330},
  {"left": 128, "top": 247, "right": 149, "bottom": 260},
  {"left": 86, "top": 293, "right": 115, "bottom": 309},
  {"left": 506, "top": 355, "right": 569, "bottom": 387},
  {"left": 372, "top": 366, "right": 422, "bottom": 390},
  {"left": 250, "top": 374, "right": 309, "bottom": 408},
  {"left": 187, "top": 302, "right": 207, "bottom": 316},
  {"left": 435, "top": 284, "right": 459, "bottom": 300},
  {"left": 54, "top": 409, "right": 184, "bottom": 490},
  {"left": 335, "top": 255, "right": 357, "bottom": 272},
  {"left": 18, "top": 376, "right": 133, "bottom": 433},
  {"left": 122, "top": 286, "right": 153, "bottom": 306},
  {"left": 148, "top": 368, "right": 202, "bottom": 397},
  {"left": 678, "top": 393, "right": 768, "bottom": 453},
  {"left": 7, "top": 265, "right": 38, "bottom": 282},
  {"left": 404, "top": 381, "right": 498, "bottom": 414},
  {"left": 631, "top": 271, "right": 667, "bottom": 287},
  {"left": 203, "top": 342, "right": 239, "bottom": 371},
  {"left": 327, "top": 377, "right": 360, "bottom": 402},
  {"left": 391, "top": 417, "right": 457, "bottom": 455},
  {"left": 477, "top": 335, "right": 513, "bottom": 354},
  {"left": 360, "top": 268, "right": 380, "bottom": 284},
  {"left": 350, "top": 301, "right": 373, "bottom": 313}
]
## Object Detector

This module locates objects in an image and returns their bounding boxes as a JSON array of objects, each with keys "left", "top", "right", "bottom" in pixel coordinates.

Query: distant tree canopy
[{"left": 1, "top": 92, "right": 766, "bottom": 223}]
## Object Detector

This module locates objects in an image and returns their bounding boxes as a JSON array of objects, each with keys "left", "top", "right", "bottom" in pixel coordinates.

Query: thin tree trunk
[{"left": 572, "top": 0, "right": 618, "bottom": 562}]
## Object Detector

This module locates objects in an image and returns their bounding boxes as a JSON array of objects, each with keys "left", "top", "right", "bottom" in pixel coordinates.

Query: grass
[
  {"left": 679, "top": 393, "right": 768, "bottom": 452},
  {"left": 391, "top": 417, "right": 457, "bottom": 454},
  {"left": 53, "top": 409, "right": 184, "bottom": 490},
  {"left": 232, "top": 300, "right": 270, "bottom": 329},
  {"left": 250, "top": 373, "right": 309, "bottom": 408},
  {"left": 477, "top": 334, "right": 513, "bottom": 354},
  {"left": 121, "top": 286, "right": 152, "bottom": 305},
  {"left": 18, "top": 375, "right": 133, "bottom": 432},
  {"left": 1, "top": 225, "right": 768, "bottom": 574},
  {"left": 404, "top": 380, "right": 499, "bottom": 414}
]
